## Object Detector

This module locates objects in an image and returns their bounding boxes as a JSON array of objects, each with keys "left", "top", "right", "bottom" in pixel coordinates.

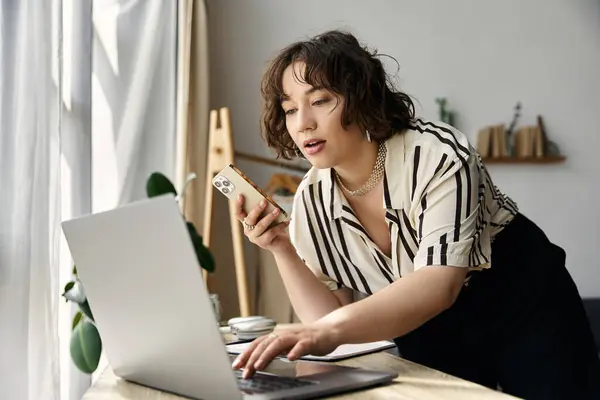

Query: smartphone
[{"left": 212, "top": 164, "right": 289, "bottom": 226}]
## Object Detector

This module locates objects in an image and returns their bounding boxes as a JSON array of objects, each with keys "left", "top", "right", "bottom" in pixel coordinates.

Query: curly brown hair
[{"left": 260, "top": 29, "right": 416, "bottom": 160}]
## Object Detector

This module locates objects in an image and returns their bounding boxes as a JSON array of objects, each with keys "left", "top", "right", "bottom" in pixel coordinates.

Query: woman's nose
[{"left": 296, "top": 107, "right": 316, "bottom": 132}]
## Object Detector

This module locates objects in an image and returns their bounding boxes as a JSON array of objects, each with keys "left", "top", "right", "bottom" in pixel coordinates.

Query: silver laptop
[{"left": 61, "top": 194, "right": 397, "bottom": 400}]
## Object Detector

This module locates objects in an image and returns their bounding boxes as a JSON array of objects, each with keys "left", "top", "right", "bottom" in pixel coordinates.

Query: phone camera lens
[
  {"left": 222, "top": 180, "right": 230, "bottom": 187},
  {"left": 222, "top": 188, "right": 230, "bottom": 194},
  {"left": 214, "top": 181, "right": 222, "bottom": 188}
]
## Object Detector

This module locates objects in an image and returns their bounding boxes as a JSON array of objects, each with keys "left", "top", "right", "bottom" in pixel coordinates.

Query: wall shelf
[{"left": 481, "top": 155, "right": 566, "bottom": 165}]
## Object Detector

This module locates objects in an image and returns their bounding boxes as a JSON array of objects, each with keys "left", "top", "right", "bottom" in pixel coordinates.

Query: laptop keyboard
[{"left": 234, "top": 369, "right": 316, "bottom": 394}]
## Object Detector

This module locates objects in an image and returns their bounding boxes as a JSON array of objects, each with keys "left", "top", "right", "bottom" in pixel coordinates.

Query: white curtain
[
  {"left": 0, "top": 1, "right": 62, "bottom": 399},
  {"left": 0, "top": 0, "right": 93, "bottom": 399},
  {"left": 92, "top": 0, "right": 178, "bottom": 213},
  {"left": 1, "top": 0, "right": 180, "bottom": 398}
]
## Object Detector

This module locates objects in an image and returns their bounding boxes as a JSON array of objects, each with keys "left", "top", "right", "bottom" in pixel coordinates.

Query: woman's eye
[
  {"left": 284, "top": 109, "right": 297, "bottom": 116},
  {"left": 312, "top": 99, "right": 329, "bottom": 106}
]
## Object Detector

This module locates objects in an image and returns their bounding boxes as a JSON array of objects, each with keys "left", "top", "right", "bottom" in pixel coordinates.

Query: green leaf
[
  {"left": 79, "top": 300, "right": 94, "bottom": 322},
  {"left": 186, "top": 222, "right": 201, "bottom": 243},
  {"left": 62, "top": 281, "right": 75, "bottom": 299},
  {"left": 72, "top": 265, "right": 77, "bottom": 276},
  {"left": 196, "top": 244, "right": 215, "bottom": 273},
  {"left": 186, "top": 222, "right": 215, "bottom": 272},
  {"left": 146, "top": 172, "right": 177, "bottom": 198},
  {"left": 72, "top": 311, "right": 83, "bottom": 330},
  {"left": 63, "top": 280, "right": 86, "bottom": 303},
  {"left": 70, "top": 320, "right": 102, "bottom": 374}
]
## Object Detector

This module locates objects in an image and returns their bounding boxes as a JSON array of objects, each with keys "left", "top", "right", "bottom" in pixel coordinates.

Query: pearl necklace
[{"left": 335, "top": 141, "right": 386, "bottom": 197}]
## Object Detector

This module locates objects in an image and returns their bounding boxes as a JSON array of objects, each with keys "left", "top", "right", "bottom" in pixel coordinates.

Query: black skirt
[{"left": 393, "top": 213, "right": 600, "bottom": 400}]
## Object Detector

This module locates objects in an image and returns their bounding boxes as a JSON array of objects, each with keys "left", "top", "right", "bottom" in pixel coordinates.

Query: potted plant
[
  {"left": 61, "top": 172, "right": 215, "bottom": 374},
  {"left": 435, "top": 97, "right": 457, "bottom": 127}
]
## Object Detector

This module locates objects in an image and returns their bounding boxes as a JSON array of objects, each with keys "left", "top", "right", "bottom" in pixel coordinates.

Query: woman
[{"left": 232, "top": 30, "right": 600, "bottom": 399}]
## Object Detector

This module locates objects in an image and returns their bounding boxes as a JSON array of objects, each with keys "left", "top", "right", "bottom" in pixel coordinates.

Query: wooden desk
[
  {"left": 84, "top": 351, "right": 521, "bottom": 400},
  {"left": 83, "top": 328, "right": 521, "bottom": 400}
]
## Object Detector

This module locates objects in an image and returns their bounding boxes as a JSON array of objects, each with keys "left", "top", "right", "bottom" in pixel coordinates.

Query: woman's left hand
[{"left": 232, "top": 323, "right": 340, "bottom": 379}]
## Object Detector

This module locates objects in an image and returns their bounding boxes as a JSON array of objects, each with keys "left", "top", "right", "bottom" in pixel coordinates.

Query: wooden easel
[
  {"left": 202, "top": 107, "right": 310, "bottom": 317},
  {"left": 202, "top": 107, "right": 252, "bottom": 317}
]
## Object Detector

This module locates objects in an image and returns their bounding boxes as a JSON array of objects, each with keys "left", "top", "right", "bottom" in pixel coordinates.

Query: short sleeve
[
  {"left": 289, "top": 189, "right": 342, "bottom": 291},
  {"left": 412, "top": 151, "right": 491, "bottom": 271}
]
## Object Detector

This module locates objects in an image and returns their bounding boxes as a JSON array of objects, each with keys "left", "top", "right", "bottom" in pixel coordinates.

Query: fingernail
[
  {"left": 254, "top": 360, "right": 263, "bottom": 370},
  {"left": 260, "top": 199, "right": 266, "bottom": 207},
  {"left": 272, "top": 208, "right": 280, "bottom": 215}
]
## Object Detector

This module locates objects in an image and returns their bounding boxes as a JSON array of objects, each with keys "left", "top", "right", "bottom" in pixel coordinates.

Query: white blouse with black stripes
[{"left": 288, "top": 118, "right": 518, "bottom": 295}]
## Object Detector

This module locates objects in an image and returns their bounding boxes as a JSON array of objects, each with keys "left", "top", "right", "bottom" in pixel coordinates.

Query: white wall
[{"left": 207, "top": 0, "right": 600, "bottom": 297}]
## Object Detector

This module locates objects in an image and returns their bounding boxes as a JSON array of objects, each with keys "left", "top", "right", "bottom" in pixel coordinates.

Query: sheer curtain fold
[
  {"left": 93, "top": 0, "right": 178, "bottom": 212},
  {"left": 0, "top": 1, "right": 62, "bottom": 399},
  {"left": 113, "top": 0, "right": 173, "bottom": 205},
  {"left": 60, "top": 0, "right": 94, "bottom": 398}
]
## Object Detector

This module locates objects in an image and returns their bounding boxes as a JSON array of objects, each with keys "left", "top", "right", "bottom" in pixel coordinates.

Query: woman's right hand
[{"left": 235, "top": 195, "right": 293, "bottom": 254}]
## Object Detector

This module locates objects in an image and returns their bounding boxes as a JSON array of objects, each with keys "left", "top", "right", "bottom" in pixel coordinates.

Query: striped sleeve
[
  {"left": 289, "top": 187, "right": 342, "bottom": 291},
  {"left": 412, "top": 150, "right": 491, "bottom": 271}
]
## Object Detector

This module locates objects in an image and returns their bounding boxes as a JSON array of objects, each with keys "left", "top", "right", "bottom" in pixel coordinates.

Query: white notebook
[{"left": 226, "top": 340, "right": 395, "bottom": 361}]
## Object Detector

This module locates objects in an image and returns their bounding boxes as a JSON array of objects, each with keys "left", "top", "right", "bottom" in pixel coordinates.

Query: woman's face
[{"left": 281, "top": 62, "right": 364, "bottom": 169}]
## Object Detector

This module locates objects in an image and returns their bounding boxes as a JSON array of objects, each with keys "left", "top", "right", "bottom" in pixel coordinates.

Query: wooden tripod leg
[
  {"left": 201, "top": 110, "right": 218, "bottom": 286},
  {"left": 202, "top": 107, "right": 251, "bottom": 316},
  {"left": 219, "top": 108, "right": 251, "bottom": 316},
  {"left": 229, "top": 198, "right": 251, "bottom": 317}
]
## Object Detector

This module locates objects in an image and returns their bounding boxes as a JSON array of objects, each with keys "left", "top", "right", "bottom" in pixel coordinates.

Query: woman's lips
[{"left": 304, "top": 140, "right": 326, "bottom": 156}]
